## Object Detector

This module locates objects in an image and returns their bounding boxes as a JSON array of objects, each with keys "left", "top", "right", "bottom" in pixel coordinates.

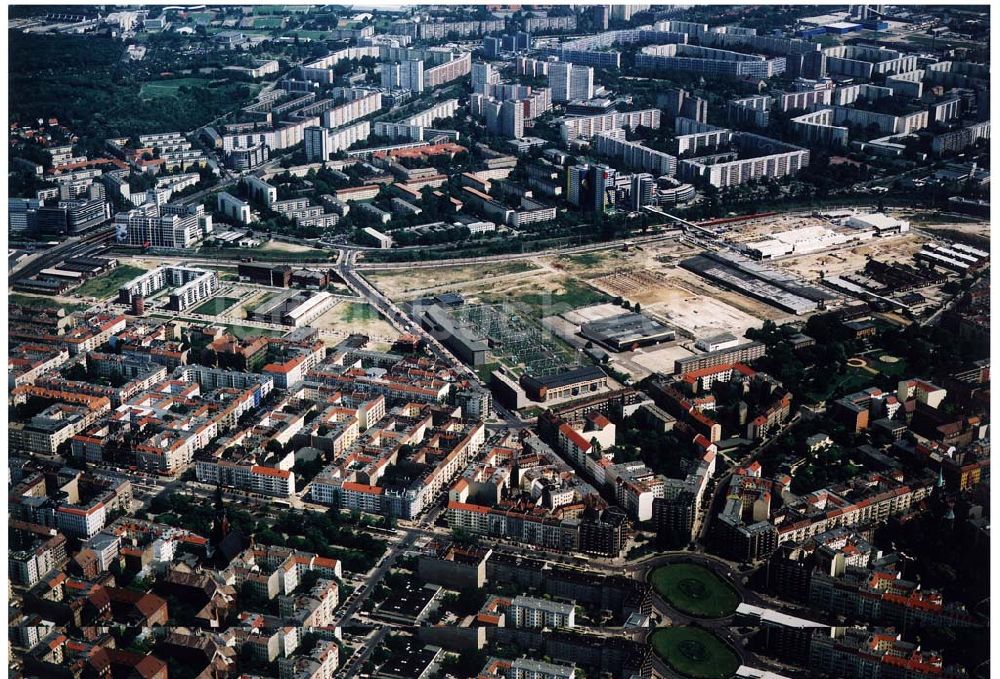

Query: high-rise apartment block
[
  {"left": 381, "top": 59, "right": 425, "bottom": 92},
  {"left": 500, "top": 100, "right": 525, "bottom": 139},
  {"left": 471, "top": 62, "right": 500, "bottom": 93},
  {"left": 568, "top": 163, "right": 615, "bottom": 212},
  {"left": 548, "top": 62, "right": 594, "bottom": 103}
]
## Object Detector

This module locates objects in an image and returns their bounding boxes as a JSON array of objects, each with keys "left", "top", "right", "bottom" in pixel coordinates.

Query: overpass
[{"left": 643, "top": 205, "right": 722, "bottom": 239}]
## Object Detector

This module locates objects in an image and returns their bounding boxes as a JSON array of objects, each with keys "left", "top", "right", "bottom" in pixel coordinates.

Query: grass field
[
  {"left": 650, "top": 563, "right": 740, "bottom": 618},
  {"left": 225, "top": 324, "right": 284, "bottom": 339},
  {"left": 650, "top": 627, "right": 740, "bottom": 679},
  {"left": 513, "top": 279, "right": 611, "bottom": 321},
  {"left": 870, "top": 354, "right": 909, "bottom": 378},
  {"left": 9, "top": 293, "right": 87, "bottom": 314},
  {"left": 192, "top": 297, "right": 240, "bottom": 316},
  {"left": 566, "top": 252, "right": 605, "bottom": 267},
  {"left": 903, "top": 32, "right": 985, "bottom": 52},
  {"left": 139, "top": 78, "right": 212, "bottom": 98},
  {"left": 74, "top": 265, "right": 147, "bottom": 300},
  {"left": 199, "top": 247, "right": 332, "bottom": 263},
  {"left": 286, "top": 30, "right": 337, "bottom": 39},
  {"left": 805, "top": 368, "right": 874, "bottom": 403}
]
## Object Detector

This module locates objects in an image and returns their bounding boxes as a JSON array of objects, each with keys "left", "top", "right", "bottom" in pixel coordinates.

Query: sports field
[
  {"left": 139, "top": 78, "right": 211, "bottom": 98},
  {"left": 650, "top": 627, "right": 740, "bottom": 679},
  {"left": 649, "top": 563, "right": 740, "bottom": 618},
  {"left": 253, "top": 16, "right": 284, "bottom": 28}
]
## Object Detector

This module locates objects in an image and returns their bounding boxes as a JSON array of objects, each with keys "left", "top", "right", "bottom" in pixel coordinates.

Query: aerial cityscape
[{"left": 6, "top": 3, "right": 991, "bottom": 679}]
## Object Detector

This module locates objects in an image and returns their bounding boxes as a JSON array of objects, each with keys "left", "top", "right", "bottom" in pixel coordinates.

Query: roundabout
[
  {"left": 649, "top": 563, "right": 741, "bottom": 618},
  {"left": 650, "top": 627, "right": 741, "bottom": 679}
]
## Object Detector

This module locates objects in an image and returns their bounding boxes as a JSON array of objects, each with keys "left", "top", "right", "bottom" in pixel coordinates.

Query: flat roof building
[
  {"left": 418, "top": 304, "right": 489, "bottom": 367},
  {"left": 520, "top": 365, "right": 609, "bottom": 403},
  {"left": 580, "top": 312, "right": 675, "bottom": 352}
]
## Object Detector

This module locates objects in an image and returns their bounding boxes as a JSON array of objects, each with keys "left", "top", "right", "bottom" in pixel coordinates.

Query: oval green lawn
[
  {"left": 649, "top": 563, "right": 740, "bottom": 618},
  {"left": 651, "top": 627, "right": 740, "bottom": 679}
]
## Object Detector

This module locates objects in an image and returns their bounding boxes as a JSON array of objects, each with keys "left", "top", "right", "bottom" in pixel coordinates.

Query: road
[
  {"left": 333, "top": 626, "right": 387, "bottom": 679},
  {"left": 332, "top": 528, "right": 420, "bottom": 627}
]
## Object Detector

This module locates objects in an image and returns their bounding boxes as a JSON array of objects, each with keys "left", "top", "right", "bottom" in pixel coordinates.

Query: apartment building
[
  {"left": 560, "top": 109, "right": 661, "bottom": 143},
  {"left": 217, "top": 191, "right": 253, "bottom": 224},
  {"left": 810, "top": 627, "right": 965, "bottom": 679},
  {"left": 117, "top": 266, "right": 219, "bottom": 312},
  {"left": 196, "top": 458, "right": 297, "bottom": 498},
  {"left": 828, "top": 106, "right": 930, "bottom": 135},
  {"left": 673, "top": 341, "right": 766, "bottom": 374},
  {"left": 931, "top": 121, "right": 990, "bottom": 156},
  {"left": 637, "top": 44, "right": 786, "bottom": 78},
  {"left": 425, "top": 51, "right": 472, "bottom": 87},
  {"left": 791, "top": 109, "right": 850, "bottom": 147},
  {"left": 509, "top": 595, "right": 576, "bottom": 629},
  {"left": 320, "top": 91, "right": 383, "bottom": 128},
  {"left": 304, "top": 122, "right": 371, "bottom": 162},
  {"left": 113, "top": 209, "right": 202, "bottom": 249},
  {"left": 774, "top": 87, "right": 834, "bottom": 112},
  {"left": 679, "top": 138, "right": 810, "bottom": 189},
  {"left": 823, "top": 45, "right": 917, "bottom": 78},
  {"left": 594, "top": 130, "right": 677, "bottom": 176},
  {"left": 548, "top": 62, "right": 594, "bottom": 103}
]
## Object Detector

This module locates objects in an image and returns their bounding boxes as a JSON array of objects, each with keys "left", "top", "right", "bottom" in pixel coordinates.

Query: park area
[
  {"left": 804, "top": 352, "right": 908, "bottom": 403},
  {"left": 650, "top": 627, "right": 740, "bottom": 679},
  {"left": 649, "top": 563, "right": 740, "bottom": 618}
]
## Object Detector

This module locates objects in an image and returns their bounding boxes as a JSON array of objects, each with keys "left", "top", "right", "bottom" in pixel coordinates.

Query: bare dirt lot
[
  {"left": 722, "top": 213, "right": 834, "bottom": 244},
  {"left": 363, "top": 261, "right": 539, "bottom": 299},
  {"left": 541, "top": 240, "right": 702, "bottom": 279},
  {"left": 614, "top": 344, "right": 697, "bottom": 380},
  {"left": 561, "top": 303, "right": 633, "bottom": 326},
  {"left": 259, "top": 240, "right": 324, "bottom": 254},
  {"left": 911, "top": 220, "right": 990, "bottom": 242},
  {"left": 644, "top": 280, "right": 777, "bottom": 339},
  {"left": 309, "top": 301, "right": 400, "bottom": 345},
  {"left": 590, "top": 268, "right": 675, "bottom": 306},
  {"left": 775, "top": 233, "right": 928, "bottom": 282}
]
